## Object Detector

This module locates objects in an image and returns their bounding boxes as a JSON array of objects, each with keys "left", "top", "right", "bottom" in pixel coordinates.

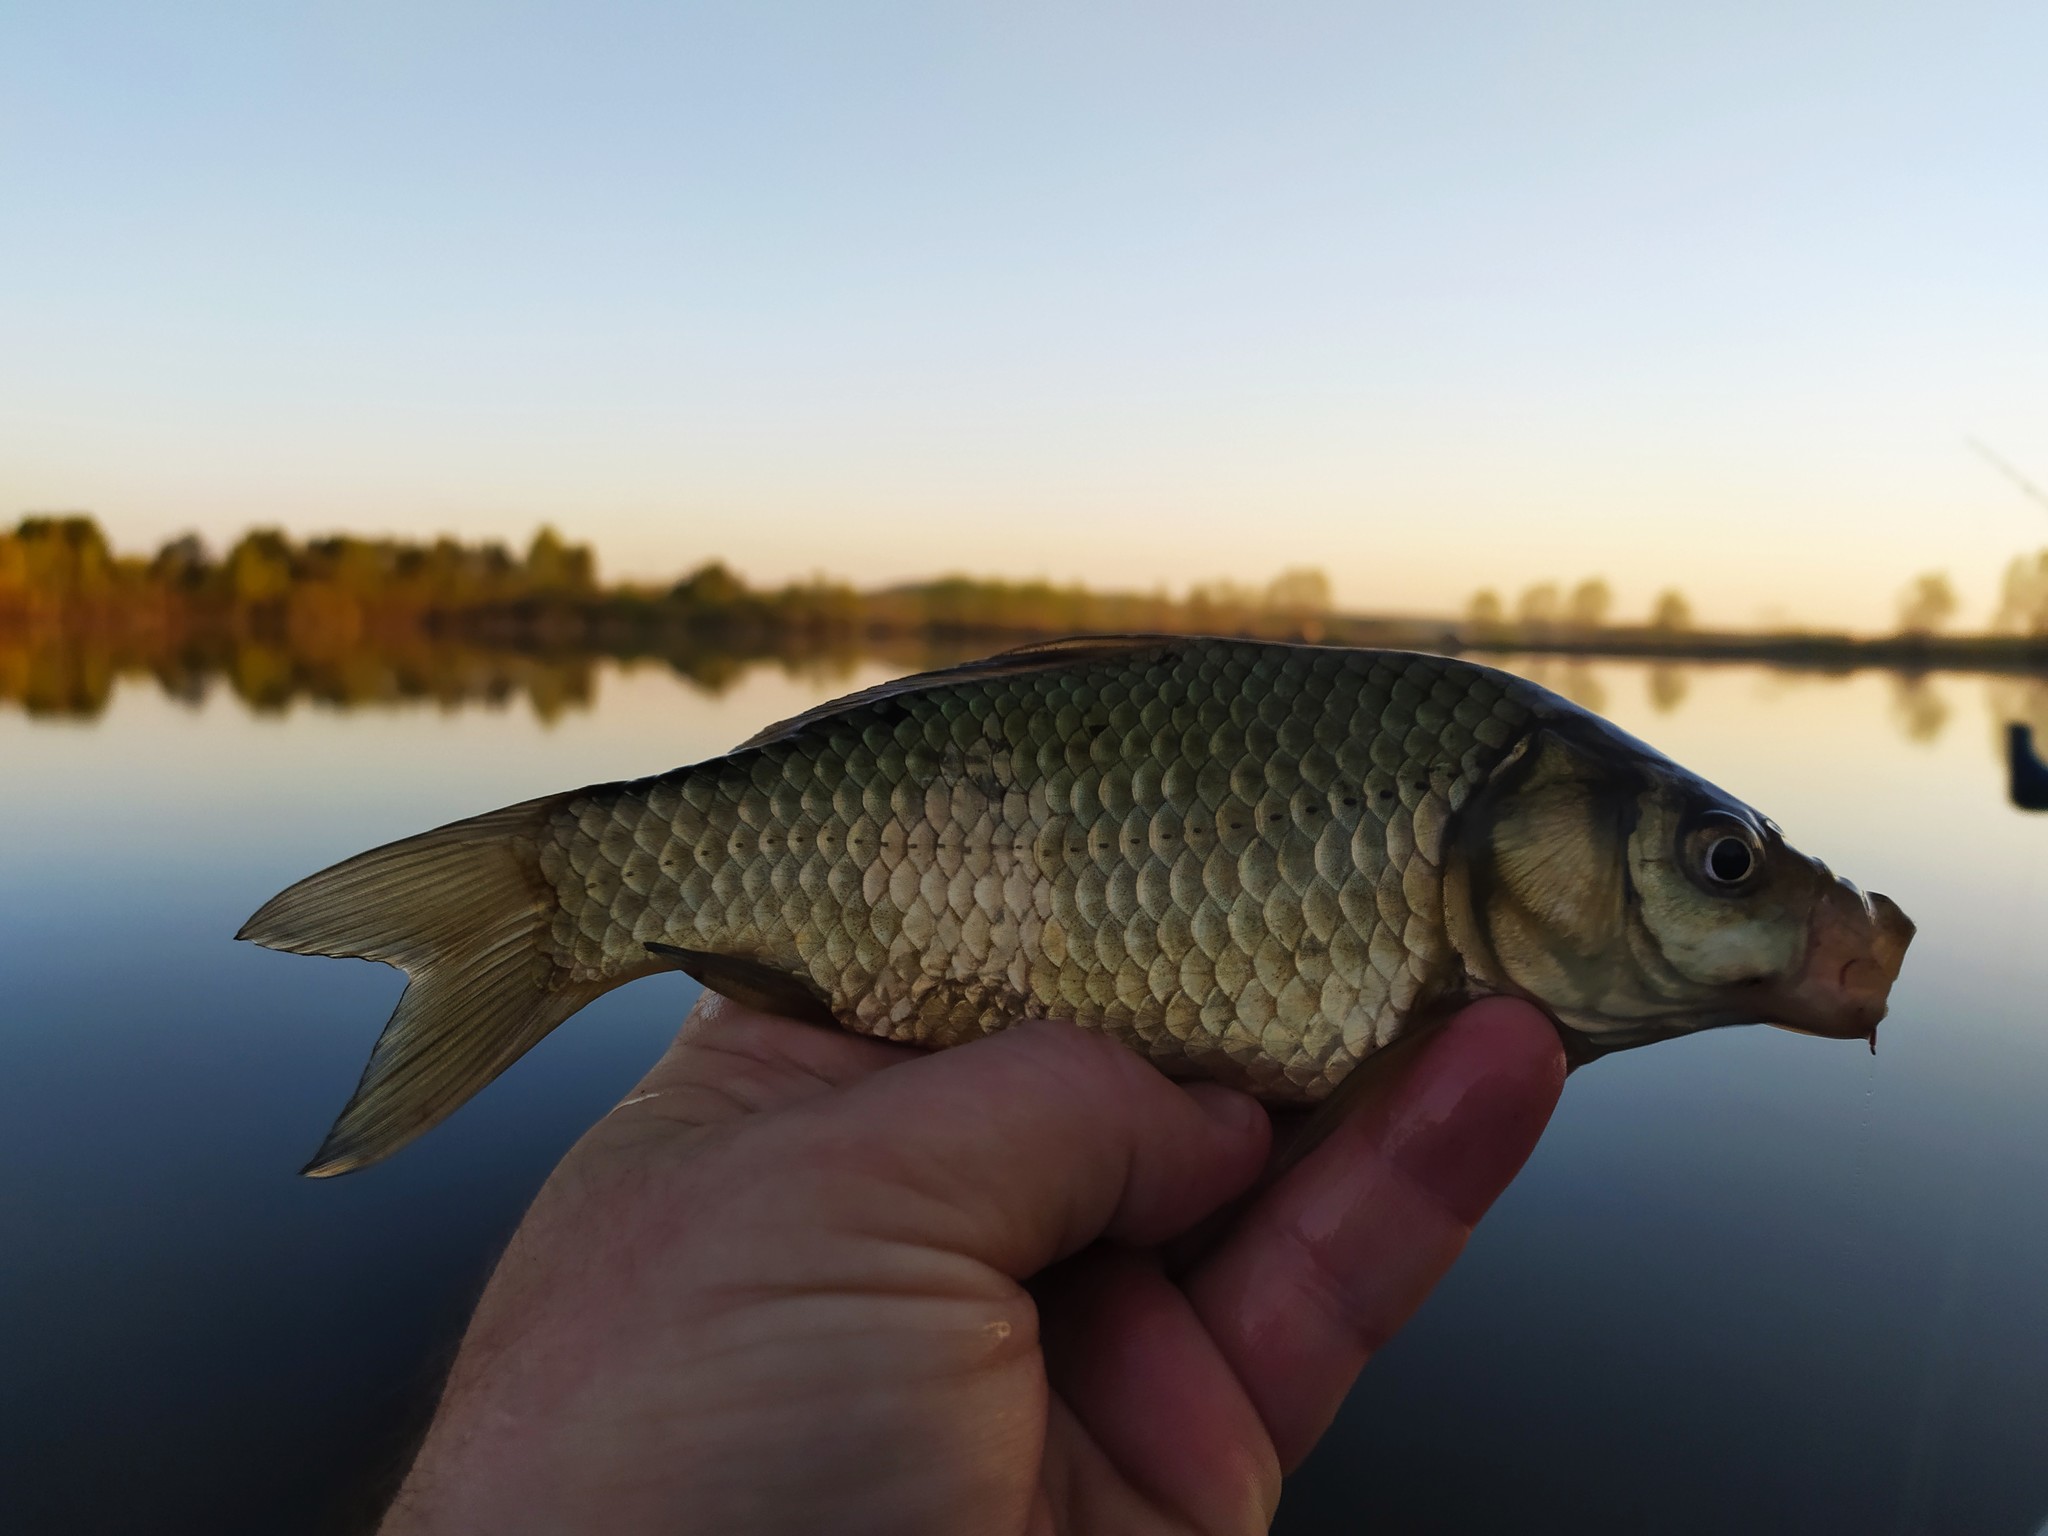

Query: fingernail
[{"left": 1381, "top": 1000, "right": 1563, "bottom": 1226}]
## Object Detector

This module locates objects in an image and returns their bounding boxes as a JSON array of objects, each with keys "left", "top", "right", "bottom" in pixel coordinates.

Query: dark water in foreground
[{"left": 3, "top": 654, "right": 2046, "bottom": 1534}]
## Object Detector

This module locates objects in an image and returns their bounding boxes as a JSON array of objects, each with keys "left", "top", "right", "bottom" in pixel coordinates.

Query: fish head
[{"left": 1449, "top": 724, "right": 1914, "bottom": 1055}]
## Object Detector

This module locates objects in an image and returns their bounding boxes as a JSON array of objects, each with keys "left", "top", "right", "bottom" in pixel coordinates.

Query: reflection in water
[
  {"left": 1646, "top": 663, "right": 1688, "bottom": 713},
  {"left": 1988, "top": 674, "right": 2048, "bottom": 745},
  {"left": 1890, "top": 674, "right": 1950, "bottom": 745},
  {"left": 1509, "top": 656, "right": 1608, "bottom": 715},
  {"left": 0, "top": 628, "right": 608, "bottom": 719},
  {"left": 0, "top": 630, "right": 957, "bottom": 722}
]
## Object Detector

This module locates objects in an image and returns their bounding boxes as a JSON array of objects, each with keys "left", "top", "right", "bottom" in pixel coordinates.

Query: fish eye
[
  {"left": 1685, "top": 813, "right": 1764, "bottom": 893},
  {"left": 1705, "top": 836, "right": 1754, "bottom": 884}
]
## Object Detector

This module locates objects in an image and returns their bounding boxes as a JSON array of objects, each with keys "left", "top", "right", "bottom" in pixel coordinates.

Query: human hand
[{"left": 380, "top": 995, "right": 1564, "bottom": 1535}]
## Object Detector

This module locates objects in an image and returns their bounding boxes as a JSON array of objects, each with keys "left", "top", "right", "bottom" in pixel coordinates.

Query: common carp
[{"left": 241, "top": 636, "right": 1914, "bottom": 1176}]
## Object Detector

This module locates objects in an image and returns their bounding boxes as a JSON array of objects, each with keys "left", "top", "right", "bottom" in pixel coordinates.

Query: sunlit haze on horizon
[{"left": 4, "top": 1, "right": 2046, "bottom": 631}]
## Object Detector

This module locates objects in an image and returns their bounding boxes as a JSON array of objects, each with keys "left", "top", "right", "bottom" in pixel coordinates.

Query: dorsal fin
[{"left": 732, "top": 634, "right": 1184, "bottom": 751}]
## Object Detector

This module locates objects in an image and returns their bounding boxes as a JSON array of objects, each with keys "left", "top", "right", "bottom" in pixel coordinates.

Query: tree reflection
[
  {"left": 1646, "top": 664, "right": 1689, "bottom": 713},
  {"left": 0, "top": 630, "right": 599, "bottom": 721},
  {"left": 1512, "top": 656, "right": 1608, "bottom": 714},
  {"left": 1889, "top": 674, "right": 1950, "bottom": 745},
  {"left": 0, "top": 629, "right": 994, "bottom": 722},
  {"left": 1988, "top": 675, "right": 2048, "bottom": 742}
]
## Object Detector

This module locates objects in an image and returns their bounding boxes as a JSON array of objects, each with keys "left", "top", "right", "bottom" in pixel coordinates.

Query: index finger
[
  {"left": 765, "top": 1018, "right": 1274, "bottom": 1278},
  {"left": 1180, "top": 997, "right": 1564, "bottom": 1468}
]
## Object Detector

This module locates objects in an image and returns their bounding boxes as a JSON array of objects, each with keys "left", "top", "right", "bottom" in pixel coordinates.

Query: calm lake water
[{"left": 3, "top": 650, "right": 2045, "bottom": 1534}]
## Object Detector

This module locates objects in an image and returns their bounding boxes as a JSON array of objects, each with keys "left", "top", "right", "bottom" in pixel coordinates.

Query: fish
[{"left": 240, "top": 635, "right": 1915, "bottom": 1177}]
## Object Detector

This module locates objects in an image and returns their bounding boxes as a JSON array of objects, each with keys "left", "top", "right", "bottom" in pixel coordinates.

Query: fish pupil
[{"left": 1707, "top": 837, "right": 1754, "bottom": 883}]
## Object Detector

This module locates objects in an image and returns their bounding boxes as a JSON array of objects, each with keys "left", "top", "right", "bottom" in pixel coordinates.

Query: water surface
[{"left": 2, "top": 653, "right": 2044, "bottom": 1534}]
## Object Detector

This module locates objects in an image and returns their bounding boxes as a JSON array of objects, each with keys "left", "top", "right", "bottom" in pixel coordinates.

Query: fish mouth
[{"left": 1763, "top": 882, "right": 1915, "bottom": 1041}]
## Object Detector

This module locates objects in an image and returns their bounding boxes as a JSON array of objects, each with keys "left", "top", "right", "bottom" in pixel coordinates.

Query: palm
[{"left": 383, "top": 996, "right": 1561, "bottom": 1535}]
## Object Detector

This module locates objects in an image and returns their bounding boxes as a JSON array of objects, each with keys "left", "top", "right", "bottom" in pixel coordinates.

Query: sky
[{"left": 3, "top": 1, "right": 2046, "bottom": 631}]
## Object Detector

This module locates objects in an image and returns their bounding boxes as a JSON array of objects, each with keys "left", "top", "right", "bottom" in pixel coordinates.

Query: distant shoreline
[
  {"left": 13, "top": 581, "right": 2048, "bottom": 675},
  {"left": 18, "top": 597, "right": 2048, "bottom": 672},
  {"left": 8, "top": 607, "right": 2046, "bottom": 723},
  {"left": 1225, "top": 611, "right": 2048, "bottom": 677},
  {"left": 1447, "top": 627, "right": 2048, "bottom": 676},
  {"left": 8, "top": 514, "right": 2048, "bottom": 702}
]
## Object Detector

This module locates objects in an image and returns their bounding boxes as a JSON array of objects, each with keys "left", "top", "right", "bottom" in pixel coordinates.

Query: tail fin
[{"left": 239, "top": 796, "right": 630, "bottom": 1177}]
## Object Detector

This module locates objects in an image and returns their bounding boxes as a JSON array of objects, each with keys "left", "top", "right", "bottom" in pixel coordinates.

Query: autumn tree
[
  {"left": 1897, "top": 571, "right": 1958, "bottom": 635},
  {"left": 1517, "top": 581, "right": 1560, "bottom": 631},
  {"left": 0, "top": 526, "right": 25, "bottom": 601},
  {"left": 671, "top": 562, "right": 751, "bottom": 610},
  {"left": 1566, "top": 577, "right": 1612, "bottom": 630},
  {"left": 1997, "top": 552, "right": 2048, "bottom": 635},
  {"left": 5, "top": 515, "right": 115, "bottom": 599},
  {"left": 224, "top": 530, "right": 296, "bottom": 605},
  {"left": 1264, "top": 567, "right": 1332, "bottom": 615},
  {"left": 1649, "top": 588, "right": 1692, "bottom": 631},
  {"left": 149, "top": 534, "right": 213, "bottom": 591},
  {"left": 527, "top": 526, "right": 595, "bottom": 594}
]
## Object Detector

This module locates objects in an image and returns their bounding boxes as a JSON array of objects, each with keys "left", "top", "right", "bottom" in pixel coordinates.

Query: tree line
[
  {"left": 12, "top": 513, "right": 2045, "bottom": 653},
  {"left": 1465, "top": 564, "right": 2048, "bottom": 640},
  {"left": 0, "top": 514, "right": 1341, "bottom": 646},
  {"left": 0, "top": 515, "right": 596, "bottom": 617}
]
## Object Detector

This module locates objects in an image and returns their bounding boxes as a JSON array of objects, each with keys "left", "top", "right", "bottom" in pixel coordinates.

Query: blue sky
[{"left": 3, "top": 1, "right": 2045, "bottom": 628}]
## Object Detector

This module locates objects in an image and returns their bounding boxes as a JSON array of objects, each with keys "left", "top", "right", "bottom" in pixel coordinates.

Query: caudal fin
[{"left": 239, "top": 797, "right": 627, "bottom": 1177}]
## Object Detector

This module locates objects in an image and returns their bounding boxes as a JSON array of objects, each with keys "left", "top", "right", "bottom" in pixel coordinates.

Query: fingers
[
  {"left": 610, "top": 987, "right": 1557, "bottom": 1482},
  {"left": 1037, "top": 1248, "right": 1282, "bottom": 1534},
  {"left": 790, "top": 1020, "right": 1273, "bottom": 1280},
  {"left": 1181, "top": 997, "right": 1564, "bottom": 1469},
  {"left": 612, "top": 990, "right": 921, "bottom": 1132}
]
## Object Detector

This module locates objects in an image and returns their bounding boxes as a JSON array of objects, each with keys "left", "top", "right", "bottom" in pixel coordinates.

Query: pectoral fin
[{"left": 644, "top": 943, "right": 840, "bottom": 1028}]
